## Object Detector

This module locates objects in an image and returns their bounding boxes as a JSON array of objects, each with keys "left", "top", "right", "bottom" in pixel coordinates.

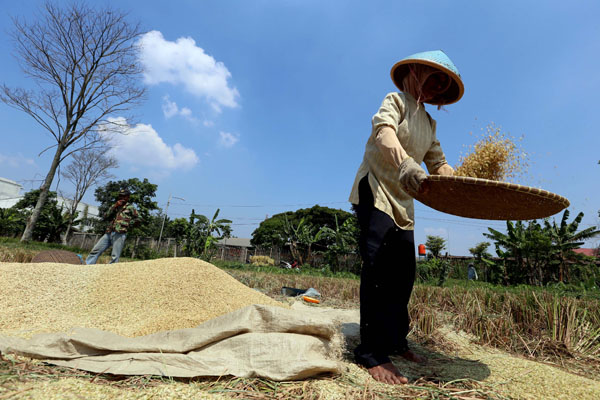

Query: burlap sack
[{"left": 0, "top": 304, "right": 342, "bottom": 381}]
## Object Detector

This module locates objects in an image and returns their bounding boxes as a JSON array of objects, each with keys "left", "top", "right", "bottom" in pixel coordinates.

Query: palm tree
[
  {"left": 320, "top": 215, "right": 358, "bottom": 273},
  {"left": 544, "top": 210, "right": 600, "bottom": 282},
  {"left": 522, "top": 220, "right": 553, "bottom": 285},
  {"left": 185, "top": 209, "right": 232, "bottom": 259},
  {"left": 283, "top": 216, "right": 326, "bottom": 265},
  {"left": 425, "top": 235, "right": 447, "bottom": 258},
  {"left": 485, "top": 220, "right": 528, "bottom": 284}
]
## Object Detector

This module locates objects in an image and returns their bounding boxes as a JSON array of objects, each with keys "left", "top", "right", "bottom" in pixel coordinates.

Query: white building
[
  {"left": 0, "top": 177, "right": 100, "bottom": 231},
  {"left": 0, "top": 177, "right": 23, "bottom": 208}
]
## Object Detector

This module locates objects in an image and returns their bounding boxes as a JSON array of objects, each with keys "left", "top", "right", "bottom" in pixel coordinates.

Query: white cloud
[
  {"left": 161, "top": 96, "right": 196, "bottom": 122},
  {"left": 162, "top": 97, "right": 179, "bottom": 118},
  {"left": 218, "top": 131, "right": 239, "bottom": 148},
  {"left": 101, "top": 117, "right": 198, "bottom": 171},
  {"left": 0, "top": 153, "right": 35, "bottom": 168},
  {"left": 179, "top": 107, "right": 193, "bottom": 118},
  {"left": 139, "top": 31, "right": 240, "bottom": 111}
]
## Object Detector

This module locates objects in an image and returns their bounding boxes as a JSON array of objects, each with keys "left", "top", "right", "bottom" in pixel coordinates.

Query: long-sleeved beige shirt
[{"left": 348, "top": 92, "right": 449, "bottom": 230}]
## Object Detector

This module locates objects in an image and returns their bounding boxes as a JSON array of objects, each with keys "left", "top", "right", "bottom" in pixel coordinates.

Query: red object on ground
[
  {"left": 418, "top": 244, "right": 426, "bottom": 256},
  {"left": 302, "top": 296, "right": 320, "bottom": 304}
]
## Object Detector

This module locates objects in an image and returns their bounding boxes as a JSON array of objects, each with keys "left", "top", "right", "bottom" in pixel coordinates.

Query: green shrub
[{"left": 416, "top": 258, "right": 451, "bottom": 285}]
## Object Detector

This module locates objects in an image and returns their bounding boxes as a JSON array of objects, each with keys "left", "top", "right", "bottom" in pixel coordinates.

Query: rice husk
[
  {"left": 0, "top": 257, "right": 286, "bottom": 338},
  {"left": 454, "top": 123, "right": 528, "bottom": 182},
  {"left": 0, "top": 374, "right": 231, "bottom": 400},
  {"left": 436, "top": 328, "right": 600, "bottom": 400}
]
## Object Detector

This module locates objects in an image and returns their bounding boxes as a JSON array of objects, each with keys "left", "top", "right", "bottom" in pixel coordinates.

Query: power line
[
  {"left": 161, "top": 199, "right": 585, "bottom": 232},
  {"left": 167, "top": 211, "right": 508, "bottom": 230},
  {"left": 418, "top": 218, "right": 502, "bottom": 230},
  {"left": 231, "top": 223, "right": 261, "bottom": 226},
  {"left": 168, "top": 201, "right": 349, "bottom": 208}
]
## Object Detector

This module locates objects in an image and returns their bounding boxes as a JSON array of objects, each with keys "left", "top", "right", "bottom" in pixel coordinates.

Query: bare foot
[
  {"left": 367, "top": 362, "right": 408, "bottom": 385},
  {"left": 400, "top": 349, "right": 427, "bottom": 363}
]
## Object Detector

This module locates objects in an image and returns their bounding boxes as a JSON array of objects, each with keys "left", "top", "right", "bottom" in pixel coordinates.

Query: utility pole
[{"left": 158, "top": 193, "right": 185, "bottom": 244}]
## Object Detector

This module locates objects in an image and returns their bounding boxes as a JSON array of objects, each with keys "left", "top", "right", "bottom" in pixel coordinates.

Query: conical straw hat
[{"left": 390, "top": 50, "right": 464, "bottom": 105}]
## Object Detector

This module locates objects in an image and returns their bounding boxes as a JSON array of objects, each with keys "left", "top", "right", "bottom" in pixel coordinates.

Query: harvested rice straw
[
  {"left": 249, "top": 255, "right": 275, "bottom": 266},
  {"left": 454, "top": 123, "right": 529, "bottom": 182},
  {"left": 0, "top": 258, "right": 286, "bottom": 338}
]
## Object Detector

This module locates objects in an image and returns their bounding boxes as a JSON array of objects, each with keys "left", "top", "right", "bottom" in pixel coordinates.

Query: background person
[
  {"left": 86, "top": 189, "right": 139, "bottom": 264},
  {"left": 348, "top": 50, "right": 464, "bottom": 384},
  {"left": 468, "top": 263, "right": 479, "bottom": 280}
]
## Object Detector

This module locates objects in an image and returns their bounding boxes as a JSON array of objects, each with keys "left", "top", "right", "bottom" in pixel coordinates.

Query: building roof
[
  {"left": 573, "top": 248, "right": 599, "bottom": 257},
  {"left": 0, "top": 177, "right": 20, "bottom": 185},
  {"left": 0, "top": 177, "right": 23, "bottom": 198},
  {"left": 217, "top": 237, "right": 252, "bottom": 248}
]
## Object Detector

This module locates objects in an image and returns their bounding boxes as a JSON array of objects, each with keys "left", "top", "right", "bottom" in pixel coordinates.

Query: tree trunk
[
  {"left": 62, "top": 222, "right": 72, "bottom": 245},
  {"left": 21, "top": 143, "right": 65, "bottom": 242},
  {"left": 62, "top": 211, "right": 77, "bottom": 245},
  {"left": 502, "top": 260, "right": 509, "bottom": 286},
  {"left": 558, "top": 251, "right": 566, "bottom": 283},
  {"left": 131, "top": 237, "right": 140, "bottom": 259}
]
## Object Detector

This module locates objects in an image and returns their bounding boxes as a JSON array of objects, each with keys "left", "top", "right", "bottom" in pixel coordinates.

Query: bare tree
[
  {"left": 0, "top": 2, "right": 145, "bottom": 241},
  {"left": 60, "top": 147, "right": 118, "bottom": 244}
]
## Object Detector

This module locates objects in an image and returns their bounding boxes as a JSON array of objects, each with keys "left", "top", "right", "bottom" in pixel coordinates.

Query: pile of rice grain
[
  {"left": 0, "top": 257, "right": 285, "bottom": 338},
  {"left": 454, "top": 123, "right": 529, "bottom": 182}
]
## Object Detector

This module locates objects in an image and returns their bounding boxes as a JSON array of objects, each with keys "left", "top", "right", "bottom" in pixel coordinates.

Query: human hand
[
  {"left": 399, "top": 157, "right": 428, "bottom": 196},
  {"left": 435, "top": 163, "right": 454, "bottom": 176}
]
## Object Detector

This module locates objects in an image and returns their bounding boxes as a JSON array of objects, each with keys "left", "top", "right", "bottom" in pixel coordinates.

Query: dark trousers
[{"left": 353, "top": 175, "right": 416, "bottom": 368}]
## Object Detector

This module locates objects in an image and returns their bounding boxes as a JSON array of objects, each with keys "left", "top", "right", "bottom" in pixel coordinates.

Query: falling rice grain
[{"left": 454, "top": 123, "right": 529, "bottom": 182}]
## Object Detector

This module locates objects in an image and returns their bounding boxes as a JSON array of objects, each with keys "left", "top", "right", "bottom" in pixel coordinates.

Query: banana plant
[
  {"left": 544, "top": 210, "right": 600, "bottom": 282},
  {"left": 184, "top": 209, "right": 232, "bottom": 260},
  {"left": 283, "top": 216, "right": 326, "bottom": 265},
  {"left": 320, "top": 215, "right": 358, "bottom": 273}
]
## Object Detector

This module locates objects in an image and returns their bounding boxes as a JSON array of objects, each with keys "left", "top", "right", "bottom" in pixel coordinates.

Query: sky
[{"left": 0, "top": 0, "right": 599, "bottom": 256}]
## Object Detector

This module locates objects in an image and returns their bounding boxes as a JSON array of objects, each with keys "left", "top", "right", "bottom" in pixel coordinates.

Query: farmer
[
  {"left": 349, "top": 50, "right": 464, "bottom": 384},
  {"left": 468, "top": 263, "right": 478, "bottom": 280},
  {"left": 86, "top": 188, "right": 139, "bottom": 264}
]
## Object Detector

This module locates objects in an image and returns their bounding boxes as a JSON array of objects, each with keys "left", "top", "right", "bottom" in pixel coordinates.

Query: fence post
[{"left": 131, "top": 237, "right": 140, "bottom": 259}]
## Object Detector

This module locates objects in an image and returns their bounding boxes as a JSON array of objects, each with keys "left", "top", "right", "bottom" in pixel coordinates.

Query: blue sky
[{"left": 1, "top": 0, "right": 598, "bottom": 255}]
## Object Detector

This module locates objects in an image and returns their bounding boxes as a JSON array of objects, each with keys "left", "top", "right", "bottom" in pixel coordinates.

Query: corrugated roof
[
  {"left": 217, "top": 237, "right": 252, "bottom": 248},
  {"left": 573, "top": 248, "right": 599, "bottom": 257}
]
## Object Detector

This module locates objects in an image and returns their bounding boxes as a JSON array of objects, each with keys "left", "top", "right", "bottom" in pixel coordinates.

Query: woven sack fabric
[{"left": 31, "top": 250, "right": 82, "bottom": 265}]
